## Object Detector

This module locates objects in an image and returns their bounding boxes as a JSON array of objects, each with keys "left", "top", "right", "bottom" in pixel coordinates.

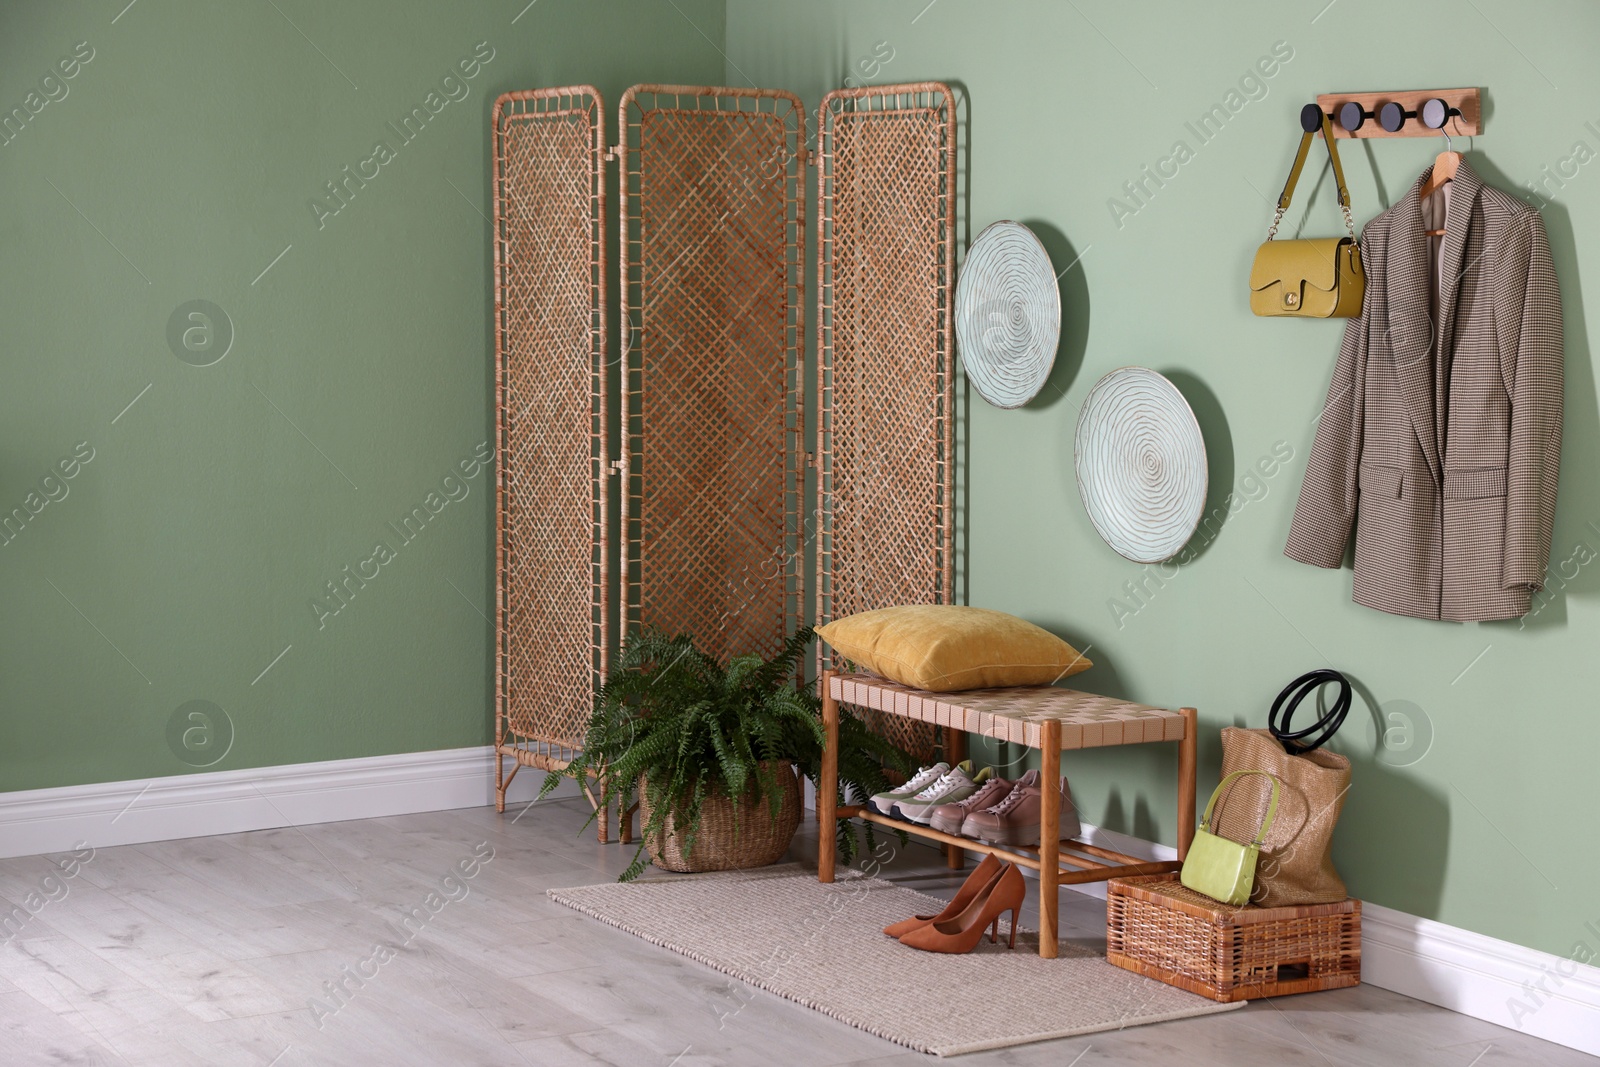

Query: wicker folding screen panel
[
  {"left": 491, "top": 87, "right": 610, "bottom": 834},
  {"left": 619, "top": 86, "right": 807, "bottom": 664},
  {"left": 816, "top": 83, "right": 957, "bottom": 760}
]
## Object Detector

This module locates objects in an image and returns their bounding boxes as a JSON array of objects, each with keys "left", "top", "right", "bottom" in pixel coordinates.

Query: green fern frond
[{"left": 542, "top": 624, "right": 917, "bottom": 881}]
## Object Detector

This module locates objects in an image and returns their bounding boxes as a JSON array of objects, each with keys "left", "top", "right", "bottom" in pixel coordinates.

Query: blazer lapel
[{"left": 1386, "top": 173, "right": 1441, "bottom": 485}]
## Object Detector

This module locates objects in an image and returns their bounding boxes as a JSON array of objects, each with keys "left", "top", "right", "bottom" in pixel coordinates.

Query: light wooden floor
[{"left": 1, "top": 795, "right": 1592, "bottom": 1067}]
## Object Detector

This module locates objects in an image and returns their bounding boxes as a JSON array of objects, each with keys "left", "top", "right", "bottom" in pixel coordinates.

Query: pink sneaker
[
  {"left": 960, "top": 770, "right": 1083, "bottom": 845},
  {"left": 928, "top": 776, "right": 1013, "bottom": 836}
]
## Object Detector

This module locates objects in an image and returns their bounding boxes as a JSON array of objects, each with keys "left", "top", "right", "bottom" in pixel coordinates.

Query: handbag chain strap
[{"left": 1266, "top": 110, "right": 1357, "bottom": 244}]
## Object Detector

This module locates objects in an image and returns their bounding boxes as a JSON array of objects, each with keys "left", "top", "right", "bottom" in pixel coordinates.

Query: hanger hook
[{"left": 1441, "top": 127, "right": 1453, "bottom": 153}]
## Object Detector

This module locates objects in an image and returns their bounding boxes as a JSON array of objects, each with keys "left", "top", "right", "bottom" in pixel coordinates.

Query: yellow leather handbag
[{"left": 1249, "top": 110, "right": 1365, "bottom": 318}]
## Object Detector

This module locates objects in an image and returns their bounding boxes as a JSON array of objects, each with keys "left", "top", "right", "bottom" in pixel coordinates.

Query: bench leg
[
  {"left": 1039, "top": 720, "right": 1061, "bottom": 959},
  {"left": 1178, "top": 707, "right": 1198, "bottom": 860}
]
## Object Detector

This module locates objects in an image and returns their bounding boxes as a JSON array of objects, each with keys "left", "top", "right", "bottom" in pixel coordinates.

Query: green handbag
[
  {"left": 1248, "top": 109, "right": 1365, "bottom": 318},
  {"left": 1180, "top": 770, "right": 1280, "bottom": 907}
]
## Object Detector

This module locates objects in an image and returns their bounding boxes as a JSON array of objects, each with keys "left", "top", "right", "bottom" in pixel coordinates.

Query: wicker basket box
[{"left": 1106, "top": 875, "right": 1360, "bottom": 1002}]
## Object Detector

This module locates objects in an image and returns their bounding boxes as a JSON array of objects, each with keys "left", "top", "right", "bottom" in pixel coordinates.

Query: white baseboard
[
  {"left": 1359, "top": 901, "right": 1600, "bottom": 1057},
  {"left": 0, "top": 746, "right": 574, "bottom": 861}
]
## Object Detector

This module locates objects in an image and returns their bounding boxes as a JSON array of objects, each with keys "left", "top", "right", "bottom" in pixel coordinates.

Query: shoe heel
[
  {"left": 988, "top": 916, "right": 998, "bottom": 943},
  {"left": 1007, "top": 908, "right": 1018, "bottom": 949},
  {"left": 899, "top": 863, "right": 1025, "bottom": 955}
]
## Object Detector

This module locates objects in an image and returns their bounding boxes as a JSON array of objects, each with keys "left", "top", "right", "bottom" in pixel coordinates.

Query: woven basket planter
[{"left": 639, "top": 762, "right": 802, "bottom": 874}]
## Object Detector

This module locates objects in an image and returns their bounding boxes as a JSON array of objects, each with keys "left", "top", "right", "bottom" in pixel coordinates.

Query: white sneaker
[
  {"left": 896, "top": 765, "right": 994, "bottom": 824},
  {"left": 868, "top": 761, "right": 955, "bottom": 815}
]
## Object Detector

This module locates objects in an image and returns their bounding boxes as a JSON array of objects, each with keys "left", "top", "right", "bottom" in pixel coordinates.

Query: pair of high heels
[{"left": 882, "top": 854, "right": 1025, "bottom": 953}]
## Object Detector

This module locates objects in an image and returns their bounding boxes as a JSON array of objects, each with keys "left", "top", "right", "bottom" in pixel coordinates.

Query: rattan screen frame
[
  {"left": 618, "top": 85, "right": 807, "bottom": 664},
  {"left": 491, "top": 86, "right": 608, "bottom": 825},
  {"left": 816, "top": 82, "right": 957, "bottom": 760}
]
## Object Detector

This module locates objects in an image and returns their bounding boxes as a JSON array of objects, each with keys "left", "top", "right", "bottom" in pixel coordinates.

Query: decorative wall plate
[
  {"left": 954, "top": 221, "right": 1060, "bottom": 409},
  {"left": 1074, "top": 367, "right": 1207, "bottom": 563}
]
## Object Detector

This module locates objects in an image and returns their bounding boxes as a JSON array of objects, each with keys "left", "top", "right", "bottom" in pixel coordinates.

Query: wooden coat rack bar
[{"left": 1313, "top": 87, "right": 1481, "bottom": 139}]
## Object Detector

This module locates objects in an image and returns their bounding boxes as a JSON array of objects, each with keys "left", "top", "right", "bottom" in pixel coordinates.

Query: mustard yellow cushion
[{"left": 815, "top": 605, "right": 1092, "bottom": 693}]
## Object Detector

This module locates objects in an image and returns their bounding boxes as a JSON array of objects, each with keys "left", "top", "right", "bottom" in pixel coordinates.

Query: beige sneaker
[
  {"left": 928, "top": 776, "right": 1012, "bottom": 836},
  {"left": 960, "top": 770, "right": 1082, "bottom": 845},
  {"left": 895, "top": 765, "right": 994, "bottom": 825},
  {"left": 868, "top": 761, "right": 954, "bottom": 816}
]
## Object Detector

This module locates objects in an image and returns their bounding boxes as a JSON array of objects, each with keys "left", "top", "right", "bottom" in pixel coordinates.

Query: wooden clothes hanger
[{"left": 1421, "top": 128, "right": 1460, "bottom": 236}]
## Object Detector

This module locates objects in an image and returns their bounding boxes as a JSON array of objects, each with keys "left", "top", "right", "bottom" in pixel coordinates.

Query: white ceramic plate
[
  {"left": 955, "top": 221, "right": 1060, "bottom": 409},
  {"left": 1074, "top": 367, "right": 1207, "bottom": 563}
]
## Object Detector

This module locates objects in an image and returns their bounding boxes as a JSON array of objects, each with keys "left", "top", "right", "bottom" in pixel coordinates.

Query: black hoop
[{"left": 1269, "top": 669, "right": 1350, "bottom": 755}]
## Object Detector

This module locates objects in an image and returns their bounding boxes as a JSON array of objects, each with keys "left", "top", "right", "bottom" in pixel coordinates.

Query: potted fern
[{"left": 542, "top": 625, "right": 913, "bottom": 881}]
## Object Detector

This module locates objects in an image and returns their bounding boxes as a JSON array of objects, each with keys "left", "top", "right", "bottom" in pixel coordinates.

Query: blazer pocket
[
  {"left": 1444, "top": 467, "right": 1507, "bottom": 500},
  {"left": 1359, "top": 463, "right": 1404, "bottom": 499}
]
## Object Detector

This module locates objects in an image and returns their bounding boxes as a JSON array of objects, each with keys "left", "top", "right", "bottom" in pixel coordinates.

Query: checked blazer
[{"left": 1286, "top": 160, "right": 1564, "bottom": 622}]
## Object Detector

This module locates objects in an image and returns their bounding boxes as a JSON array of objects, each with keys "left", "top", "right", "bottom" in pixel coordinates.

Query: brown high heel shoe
[
  {"left": 882, "top": 854, "right": 1003, "bottom": 938},
  {"left": 897, "top": 862, "right": 1025, "bottom": 954}
]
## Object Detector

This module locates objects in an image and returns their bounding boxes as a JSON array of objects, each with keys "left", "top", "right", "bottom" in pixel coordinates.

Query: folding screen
[
  {"left": 619, "top": 86, "right": 807, "bottom": 663},
  {"left": 816, "top": 83, "right": 958, "bottom": 757},
  {"left": 492, "top": 80, "right": 957, "bottom": 813},
  {"left": 491, "top": 87, "right": 609, "bottom": 831}
]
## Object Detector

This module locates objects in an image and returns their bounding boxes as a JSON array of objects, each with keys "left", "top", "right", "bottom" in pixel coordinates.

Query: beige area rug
[{"left": 547, "top": 863, "right": 1242, "bottom": 1057}]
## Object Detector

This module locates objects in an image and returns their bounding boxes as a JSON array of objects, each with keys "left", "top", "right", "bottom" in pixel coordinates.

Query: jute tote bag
[{"left": 1214, "top": 726, "right": 1351, "bottom": 906}]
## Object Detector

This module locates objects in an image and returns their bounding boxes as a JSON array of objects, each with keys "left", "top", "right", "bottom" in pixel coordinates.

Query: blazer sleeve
[
  {"left": 1502, "top": 211, "right": 1564, "bottom": 591},
  {"left": 1286, "top": 311, "right": 1369, "bottom": 568}
]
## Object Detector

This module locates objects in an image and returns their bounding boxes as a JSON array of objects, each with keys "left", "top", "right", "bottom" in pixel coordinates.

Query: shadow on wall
[
  {"left": 1103, "top": 786, "right": 1165, "bottom": 845},
  {"left": 1335, "top": 674, "right": 1450, "bottom": 917},
  {"left": 1056, "top": 631, "right": 1129, "bottom": 706},
  {"left": 949, "top": 80, "right": 973, "bottom": 251},
  {"left": 1356, "top": 139, "right": 1394, "bottom": 213},
  {"left": 1164, "top": 369, "right": 1233, "bottom": 567},
  {"left": 1021, "top": 218, "right": 1089, "bottom": 410}
]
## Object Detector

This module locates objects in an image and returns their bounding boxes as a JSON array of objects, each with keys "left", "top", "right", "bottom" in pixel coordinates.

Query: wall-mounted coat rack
[{"left": 1307, "top": 87, "right": 1481, "bottom": 139}]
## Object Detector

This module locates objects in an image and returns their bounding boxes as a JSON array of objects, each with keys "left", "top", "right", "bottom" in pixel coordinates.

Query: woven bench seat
[{"left": 829, "top": 673, "right": 1188, "bottom": 750}]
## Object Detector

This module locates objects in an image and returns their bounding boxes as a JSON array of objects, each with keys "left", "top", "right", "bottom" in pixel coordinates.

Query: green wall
[
  {"left": 725, "top": 1, "right": 1600, "bottom": 959},
  {"left": 0, "top": 1, "right": 724, "bottom": 790}
]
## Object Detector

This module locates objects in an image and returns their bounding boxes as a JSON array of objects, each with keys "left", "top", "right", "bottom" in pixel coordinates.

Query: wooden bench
[{"left": 817, "top": 670, "right": 1197, "bottom": 958}]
